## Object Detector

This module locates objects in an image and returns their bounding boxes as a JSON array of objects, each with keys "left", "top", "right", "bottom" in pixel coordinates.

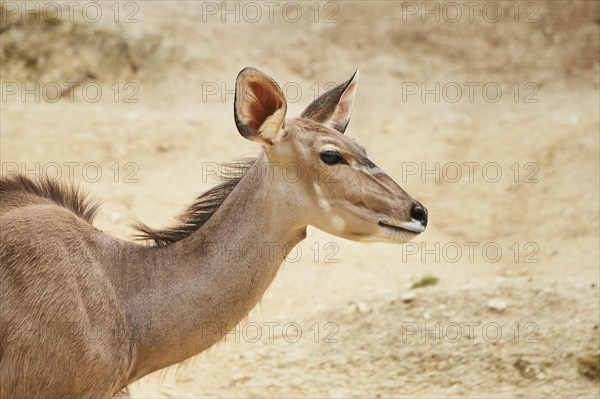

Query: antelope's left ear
[
  {"left": 234, "top": 67, "right": 287, "bottom": 146},
  {"left": 300, "top": 69, "right": 359, "bottom": 134}
]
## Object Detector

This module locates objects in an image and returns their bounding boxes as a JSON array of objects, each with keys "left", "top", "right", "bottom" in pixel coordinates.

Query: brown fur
[
  {"left": 0, "top": 176, "right": 134, "bottom": 398},
  {"left": 0, "top": 68, "right": 425, "bottom": 398},
  {"left": 0, "top": 174, "right": 100, "bottom": 223}
]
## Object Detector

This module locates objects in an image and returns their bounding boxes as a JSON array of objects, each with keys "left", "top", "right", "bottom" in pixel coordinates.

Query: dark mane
[
  {"left": 134, "top": 158, "right": 256, "bottom": 247},
  {"left": 0, "top": 174, "right": 100, "bottom": 223}
]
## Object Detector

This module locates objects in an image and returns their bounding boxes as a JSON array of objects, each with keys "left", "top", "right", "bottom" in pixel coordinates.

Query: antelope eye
[{"left": 320, "top": 150, "right": 343, "bottom": 165}]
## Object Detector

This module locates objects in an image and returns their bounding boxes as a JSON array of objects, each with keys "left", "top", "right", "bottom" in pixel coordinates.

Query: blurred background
[{"left": 1, "top": 1, "right": 599, "bottom": 397}]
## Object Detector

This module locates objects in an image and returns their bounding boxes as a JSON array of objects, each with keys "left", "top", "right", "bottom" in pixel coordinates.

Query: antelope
[{"left": 0, "top": 68, "right": 428, "bottom": 397}]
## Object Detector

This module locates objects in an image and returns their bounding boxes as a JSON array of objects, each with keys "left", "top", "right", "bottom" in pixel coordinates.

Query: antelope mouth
[{"left": 378, "top": 221, "right": 425, "bottom": 234}]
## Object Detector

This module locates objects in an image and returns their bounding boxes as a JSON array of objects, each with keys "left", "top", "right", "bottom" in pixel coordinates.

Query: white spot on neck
[
  {"left": 314, "top": 183, "right": 330, "bottom": 212},
  {"left": 331, "top": 215, "right": 346, "bottom": 230},
  {"left": 313, "top": 183, "right": 322, "bottom": 195}
]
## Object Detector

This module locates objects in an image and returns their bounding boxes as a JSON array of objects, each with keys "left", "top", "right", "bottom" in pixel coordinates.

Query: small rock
[
  {"left": 494, "top": 277, "right": 507, "bottom": 285},
  {"left": 401, "top": 291, "right": 416, "bottom": 303},
  {"left": 448, "top": 383, "right": 464, "bottom": 394},
  {"left": 541, "top": 287, "right": 555, "bottom": 295},
  {"left": 109, "top": 143, "right": 126, "bottom": 156},
  {"left": 127, "top": 111, "right": 142, "bottom": 122},
  {"left": 352, "top": 301, "right": 371, "bottom": 315},
  {"left": 576, "top": 350, "right": 600, "bottom": 380},
  {"left": 514, "top": 358, "right": 541, "bottom": 379},
  {"left": 536, "top": 371, "right": 547, "bottom": 380},
  {"left": 488, "top": 298, "right": 508, "bottom": 312},
  {"left": 157, "top": 143, "right": 175, "bottom": 153}
]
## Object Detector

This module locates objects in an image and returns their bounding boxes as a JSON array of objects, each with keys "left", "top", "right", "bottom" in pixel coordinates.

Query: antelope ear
[
  {"left": 234, "top": 67, "right": 287, "bottom": 146},
  {"left": 300, "top": 69, "right": 359, "bottom": 134}
]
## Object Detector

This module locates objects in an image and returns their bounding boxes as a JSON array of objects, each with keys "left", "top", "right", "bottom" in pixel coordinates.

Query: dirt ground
[{"left": 1, "top": 1, "right": 599, "bottom": 397}]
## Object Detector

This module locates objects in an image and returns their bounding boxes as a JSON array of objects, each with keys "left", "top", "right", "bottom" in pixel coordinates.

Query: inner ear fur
[{"left": 234, "top": 67, "right": 287, "bottom": 145}]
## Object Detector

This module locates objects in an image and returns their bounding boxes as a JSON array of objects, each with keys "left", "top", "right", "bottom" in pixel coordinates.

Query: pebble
[
  {"left": 448, "top": 383, "right": 464, "bottom": 394},
  {"left": 110, "top": 143, "right": 126, "bottom": 156},
  {"left": 487, "top": 298, "right": 508, "bottom": 312},
  {"left": 157, "top": 143, "right": 175, "bottom": 153},
  {"left": 541, "top": 287, "right": 555, "bottom": 295},
  {"left": 352, "top": 301, "right": 372, "bottom": 315},
  {"left": 401, "top": 291, "right": 416, "bottom": 303},
  {"left": 127, "top": 111, "right": 142, "bottom": 122}
]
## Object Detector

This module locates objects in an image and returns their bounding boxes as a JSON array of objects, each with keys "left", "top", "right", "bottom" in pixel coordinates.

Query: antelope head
[{"left": 234, "top": 67, "right": 427, "bottom": 243}]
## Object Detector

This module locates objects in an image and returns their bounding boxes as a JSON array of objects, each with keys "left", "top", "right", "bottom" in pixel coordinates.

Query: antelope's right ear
[{"left": 234, "top": 67, "right": 287, "bottom": 146}]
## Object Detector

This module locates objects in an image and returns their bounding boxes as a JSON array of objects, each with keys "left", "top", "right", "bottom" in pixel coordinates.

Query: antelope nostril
[{"left": 411, "top": 206, "right": 428, "bottom": 227}]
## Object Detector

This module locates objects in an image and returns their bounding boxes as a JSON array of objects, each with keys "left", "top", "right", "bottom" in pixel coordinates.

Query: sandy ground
[{"left": 1, "top": 1, "right": 599, "bottom": 397}]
